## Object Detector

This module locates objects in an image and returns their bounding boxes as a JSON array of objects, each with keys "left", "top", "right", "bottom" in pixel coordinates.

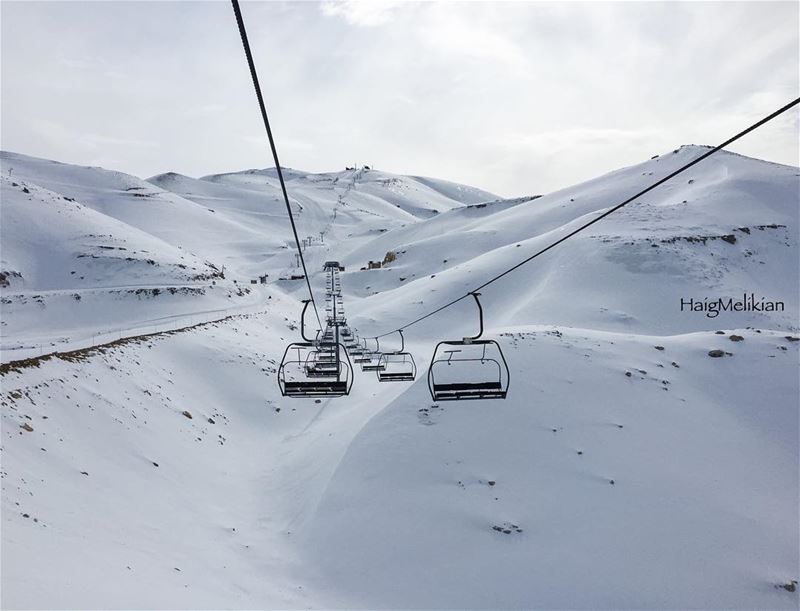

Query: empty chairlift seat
[
  {"left": 427, "top": 340, "right": 508, "bottom": 400},
  {"left": 360, "top": 338, "right": 385, "bottom": 371},
  {"left": 360, "top": 353, "right": 385, "bottom": 371},
  {"left": 376, "top": 331, "right": 417, "bottom": 382},
  {"left": 277, "top": 300, "right": 353, "bottom": 398},
  {"left": 279, "top": 342, "right": 353, "bottom": 397},
  {"left": 426, "top": 292, "right": 510, "bottom": 401},
  {"left": 348, "top": 342, "right": 365, "bottom": 356},
  {"left": 304, "top": 346, "right": 340, "bottom": 377},
  {"left": 377, "top": 352, "right": 417, "bottom": 381},
  {"left": 353, "top": 352, "right": 371, "bottom": 364}
]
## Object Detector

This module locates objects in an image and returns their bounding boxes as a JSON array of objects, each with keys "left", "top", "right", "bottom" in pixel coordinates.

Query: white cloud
[
  {"left": 498, "top": 127, "right": 667, "bottom": 155},
  {"left": 320, "top": 0, "right": 402, "bottom": 27},
  {"left": 30, "top": 119, "right": 157, "bottom": 152},
  {"left": 418, "top": 7, "right": 529, "bottom": 72}
]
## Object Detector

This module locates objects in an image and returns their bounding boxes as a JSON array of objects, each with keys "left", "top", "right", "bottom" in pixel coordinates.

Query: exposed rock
[
  {"left": 492, "top": 523, "right": 523, "bottom": 535},
  {"left": 182, "top": 410, "right": 192, "bottom": 419},
  {"left": 729, "top": 335, "right": 744, "bottom": 342}
]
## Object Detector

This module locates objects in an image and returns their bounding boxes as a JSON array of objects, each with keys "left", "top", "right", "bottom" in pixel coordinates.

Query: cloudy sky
[{"left": 2, "top": 1, "right": 798, "bottom": 196}]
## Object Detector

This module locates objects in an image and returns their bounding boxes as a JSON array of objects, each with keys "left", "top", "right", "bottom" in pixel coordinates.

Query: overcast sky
[{"left": 2, "top": 1, "right": 798, "bottom": 197}]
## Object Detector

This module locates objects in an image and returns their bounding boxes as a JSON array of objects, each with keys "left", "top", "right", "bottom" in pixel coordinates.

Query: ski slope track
[{"left": 1, "top": 147, "right": 798, "bottom": 609}]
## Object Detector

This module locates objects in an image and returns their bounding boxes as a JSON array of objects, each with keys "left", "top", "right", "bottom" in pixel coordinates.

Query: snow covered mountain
[
  {"left": 341, "top": 146, "right": 798, "bottom": 338},
  {"left": 0, "top": 152, "right": 494, "bottom": 358},
  {"left": 1, "top": 147, "right": 798, "bottom": 609}
]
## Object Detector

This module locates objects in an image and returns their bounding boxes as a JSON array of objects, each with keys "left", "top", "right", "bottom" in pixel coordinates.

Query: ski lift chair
[
  {"left": 377, "top": 330, "right": 417, "bottom": 382},
  {"left": 351, "top": 338, "right": 370, "bottom": 363},
  {"left": 427, "top": 293, "right": 509, "bottom": 401},
  {"left": 348, "top": 340, "right": 365, "bottom": 356},
  {"left": 318, "top": 330, "right": 335, "bottom": 345},
  {"left": 279, "top": 343, "right": 352, "bottom": 396},
  {"left": 304, "top": 349, "right": 340, "bottom": 377},
  {"left": 314, "top": 344, "right": 337, "bottom": 363},
  {"left": 278, "top": 301, "right": 353, "bottom": 397},
  {"left": 360, "top": 338, "right": 386, "bottom": 372}
]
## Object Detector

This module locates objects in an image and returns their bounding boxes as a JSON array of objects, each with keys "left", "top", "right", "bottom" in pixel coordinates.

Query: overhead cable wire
[
  {"left": 230, "top": 0, "right": 322, "bottom": 330},
  {"left": 368, "top": 96, "right": 800, "bottom": 339}
]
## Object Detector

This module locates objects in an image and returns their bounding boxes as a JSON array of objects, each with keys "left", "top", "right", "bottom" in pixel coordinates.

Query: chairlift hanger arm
[
  {"left": 300, "top": 300, "right": 313, "bottom": 342},
  {"left": 464, "top": 293, "right": 483, "bottom": 342}
]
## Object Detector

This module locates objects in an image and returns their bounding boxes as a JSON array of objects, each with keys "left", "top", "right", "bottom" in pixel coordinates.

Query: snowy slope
[
  {"left": 2, "top": 315, "right": 796, "bottom": 609},
  {"left": 301, "top": 327, "right": 798, "bottom": 609},
  {"left": 1, "top": 152, "right": 494, "bottom": 357},
  {"left": 2, "top": 146, "right": 798, "bottom": 609},
  {"left": 148, "top": 166, "right": 496, "bottom": 287},
  {"left": 0, "top": 171, "right": 257, "bottom": 357},
  {"left": 0, "top": 176, "right": 215, "bottom": 292},
  {"left": 202, "top": 166, "right": 495, "bottom": 217},
  {"left": 1, "top": 151, "right": 271, "bottom": 270},
  {"left": 342, "top": 146, "right": 799, "bottom": 338}
]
